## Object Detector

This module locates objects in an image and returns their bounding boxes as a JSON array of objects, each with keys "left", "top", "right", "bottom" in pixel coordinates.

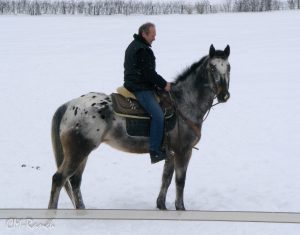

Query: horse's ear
[
  {"left": 224, "top": 45, "right": 230, "bottom": 58},
  {"left": 209, "top": 44, "right": 215, "bottom": 58}
]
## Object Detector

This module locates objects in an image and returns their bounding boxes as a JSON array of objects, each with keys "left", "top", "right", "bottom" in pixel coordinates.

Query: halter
[{"left": 201, "top": 63, "right": 227, "bottom": 122}]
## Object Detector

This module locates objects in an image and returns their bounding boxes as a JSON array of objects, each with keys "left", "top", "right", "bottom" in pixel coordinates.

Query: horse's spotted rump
[{"left": 59, "top": 92, "right": 113, "bottom": 147}]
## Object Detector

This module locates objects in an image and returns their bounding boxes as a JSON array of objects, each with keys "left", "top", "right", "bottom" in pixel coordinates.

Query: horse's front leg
[
  {"left": 156, "top": 156, "right": 174, "bottom": 210},
  {"left": 174, "top": 150, "right": 192, "bottom": 211}
]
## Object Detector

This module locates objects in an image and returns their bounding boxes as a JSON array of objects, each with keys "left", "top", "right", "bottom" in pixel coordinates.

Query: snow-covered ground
[{"left": 0, "top": 10, "right": 300, "bottom": 234}]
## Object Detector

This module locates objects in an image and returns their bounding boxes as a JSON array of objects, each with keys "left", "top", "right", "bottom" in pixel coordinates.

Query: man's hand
[{"left": 164, "top": 82, "right": 171, "bottom": 92}]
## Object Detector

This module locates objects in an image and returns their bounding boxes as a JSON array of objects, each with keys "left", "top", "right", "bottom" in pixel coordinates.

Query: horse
[{"left": 48, "top": 44, "right": 231, "bottom": 210}]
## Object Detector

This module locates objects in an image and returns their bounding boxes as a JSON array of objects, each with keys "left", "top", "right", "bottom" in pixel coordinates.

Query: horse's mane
[{"left": 174, "top": 55, "right": 208, "bottom": 85}]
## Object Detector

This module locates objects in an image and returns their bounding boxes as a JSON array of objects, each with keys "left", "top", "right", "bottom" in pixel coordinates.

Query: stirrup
[{"left": 150, "top": 150, "right": 167, "bottom": 164}]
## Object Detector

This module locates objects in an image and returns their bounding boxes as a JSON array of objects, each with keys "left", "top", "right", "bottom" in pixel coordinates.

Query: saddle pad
[
  {"left": 126, "top": 118, "right": 150, "bottom": 136},
  {"left": 126, "top": 114, "right": 177, "bottom": 137},
  {"left": 111, "top": 93, "right": 149, "bottom": 117}
]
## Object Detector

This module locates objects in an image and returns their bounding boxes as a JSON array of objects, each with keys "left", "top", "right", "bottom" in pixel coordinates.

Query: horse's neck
[{"left": 172, "top": 76, "right": 215, "bottom": 124}]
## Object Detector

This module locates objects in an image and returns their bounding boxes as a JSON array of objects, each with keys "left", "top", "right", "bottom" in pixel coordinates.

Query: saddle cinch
[{"left": 111, "top": 87, "right": 176, "bottom": 137}]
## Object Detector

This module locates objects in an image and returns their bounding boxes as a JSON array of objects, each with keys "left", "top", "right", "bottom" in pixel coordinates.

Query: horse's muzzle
[
  {"left": 216, "top": 76, "right": 230, "bottom": 103},
  {"left": 217, "top": 91, "right": 230, "bottom": 103}
]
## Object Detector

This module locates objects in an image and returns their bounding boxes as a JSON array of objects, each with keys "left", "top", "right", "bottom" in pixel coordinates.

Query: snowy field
[{"left": 0, "top": 10, "right": 300, "bottom": 234}]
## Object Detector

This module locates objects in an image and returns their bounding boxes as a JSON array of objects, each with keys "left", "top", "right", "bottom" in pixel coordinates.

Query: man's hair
[{"left": 138, "top": 22, "right": 155, "bottom": 36}]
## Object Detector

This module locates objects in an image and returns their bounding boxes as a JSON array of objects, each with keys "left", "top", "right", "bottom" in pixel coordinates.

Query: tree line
[{"left": 0, "top": 0, "right": 299, "bottom": 15}]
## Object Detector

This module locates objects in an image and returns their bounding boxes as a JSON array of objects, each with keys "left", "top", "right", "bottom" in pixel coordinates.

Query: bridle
[{"left": 201, "top": 60, "right": 230, "bottom": 121}]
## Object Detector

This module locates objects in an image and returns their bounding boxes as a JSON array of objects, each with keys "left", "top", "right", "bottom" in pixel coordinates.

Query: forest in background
[{"left": 0, "top": 0, "right": 299, "bottom": 15}]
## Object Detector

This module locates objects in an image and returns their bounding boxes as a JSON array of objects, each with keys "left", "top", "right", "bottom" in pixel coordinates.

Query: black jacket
[{"left": 123, "top": 34, "right": 167, "bottom": 92}]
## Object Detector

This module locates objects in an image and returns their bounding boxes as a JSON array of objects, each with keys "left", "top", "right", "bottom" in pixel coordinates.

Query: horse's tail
[
  {"left": 51, "top": 103, "right": 75, "bottom": 207},
  {"left": 51, "top": 103, "right": 67, "bottom": 168}
]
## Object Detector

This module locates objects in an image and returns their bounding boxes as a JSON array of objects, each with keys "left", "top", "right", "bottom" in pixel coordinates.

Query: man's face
[{"left": 142, "top": 26, "right": 156, "bottom": 45}]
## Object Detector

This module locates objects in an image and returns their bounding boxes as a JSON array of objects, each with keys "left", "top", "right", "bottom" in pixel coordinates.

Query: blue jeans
[{"left": 133, "top": 90, "right": 164, "bottom": 153}]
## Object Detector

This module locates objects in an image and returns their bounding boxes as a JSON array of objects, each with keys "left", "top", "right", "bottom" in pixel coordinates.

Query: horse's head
[{"left": 207, "top": 44, "right": 231, "bottom": 103}]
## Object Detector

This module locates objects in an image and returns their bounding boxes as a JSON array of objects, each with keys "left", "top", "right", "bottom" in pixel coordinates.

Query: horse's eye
[{"left": 210, "top": 64, "right": 216, "bottom": 72}]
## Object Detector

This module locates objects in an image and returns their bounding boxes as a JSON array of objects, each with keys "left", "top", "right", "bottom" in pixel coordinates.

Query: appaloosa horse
[{"left": 48, "top": 44, "right": 231, "bottom": 210}]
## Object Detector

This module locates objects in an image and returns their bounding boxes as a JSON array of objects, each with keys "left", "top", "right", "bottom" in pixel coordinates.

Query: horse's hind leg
[
  {"left": 69, "top": 158, "right": 88, "bottom": 209},
  {"left": 48, "top": 157, "right": 82, "bottom": 209},
  {"left": 156, "top": 156, "right": 174, "bottom": 210},
  {"left": 48, "top": 131, "right": 95, "bottom": 209}
]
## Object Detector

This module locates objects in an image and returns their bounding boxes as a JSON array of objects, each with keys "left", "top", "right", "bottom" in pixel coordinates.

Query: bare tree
[
  {"left": 195, "top": 0, "right": 211, "bottom": 14},
  {"left": 222, "top": 0, "right": 233, "bottom": 12}
]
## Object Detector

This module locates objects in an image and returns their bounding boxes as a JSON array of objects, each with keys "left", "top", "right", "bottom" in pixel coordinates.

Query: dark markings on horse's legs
[
  {"left": 175, "top": 169, "right": 187, "bottom": 211},
  {"left": 48, "top": 159, "right": 79, "bottom": 209},
  {"left": 156, "top": 157, "right": 175, "bottom": 210},
  {"left": 48, "top": 172, "right": 64, "bottom": 209},
  {"left": 174, "top": 150, "right": 192, "bottom": 211},
  {"left": 69, "top": 158, "right": 88, "bottom": 209}
]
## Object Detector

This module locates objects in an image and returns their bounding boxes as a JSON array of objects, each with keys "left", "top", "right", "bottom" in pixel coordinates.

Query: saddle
[{"left": 111, "top": 87, "right": 176, "bottom": 137}]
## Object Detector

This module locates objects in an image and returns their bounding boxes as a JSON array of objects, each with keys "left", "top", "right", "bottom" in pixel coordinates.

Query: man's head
[{"left": 138, "top": 22, "right": 156, "bottom": 45}]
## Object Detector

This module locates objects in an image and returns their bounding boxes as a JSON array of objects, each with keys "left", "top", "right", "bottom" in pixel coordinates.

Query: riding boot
[{"left": 150, "top": 150, "right": 167, "bottom": 164}]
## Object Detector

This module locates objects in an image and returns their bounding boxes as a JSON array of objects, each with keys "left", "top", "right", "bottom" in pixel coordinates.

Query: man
[{"left": 123, "top": 22, "right": 171, "bottom": 164}]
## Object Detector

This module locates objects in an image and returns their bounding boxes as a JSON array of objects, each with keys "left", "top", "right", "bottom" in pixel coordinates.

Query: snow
[{"left": 0, "top": 10, "right": 300, "bottom": 234}]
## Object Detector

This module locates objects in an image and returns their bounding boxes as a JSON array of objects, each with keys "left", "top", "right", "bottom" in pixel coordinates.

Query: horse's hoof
[
  {"left": 175, "top": 206, "right": 186, "bottom": 211},
  {"left": 157, "top": 202, "right": 167, "bottom": 210},
  {"left": 157, "top": 205, "right": 167, "bottom": 210},
  {"left": 156, "top": 199, "right": 167, "bottom": 210},
  {"left": 175, "top": 202, "right": 186, "bottom": 211},
  {"left": 76, "top": 204, "right": 85, "bottom": 209}
]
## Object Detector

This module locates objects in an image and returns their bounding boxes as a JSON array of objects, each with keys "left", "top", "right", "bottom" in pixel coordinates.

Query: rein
[
  {"left": 202, "top": 95, "right": 221, "bottom": 122},
  {"left": 167, "top": 88, "right": 220, "bottom": 137},
  {"left": 167, "top": 91, "right": 201, "bottom": 139},
  {"left": 166, "top": 85, "right": 221, "bottom": 151}
]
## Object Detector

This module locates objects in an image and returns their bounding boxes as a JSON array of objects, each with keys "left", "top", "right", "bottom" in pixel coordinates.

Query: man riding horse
[{"left": 123, "top": 22, "right": 171, "bottom": 164}]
